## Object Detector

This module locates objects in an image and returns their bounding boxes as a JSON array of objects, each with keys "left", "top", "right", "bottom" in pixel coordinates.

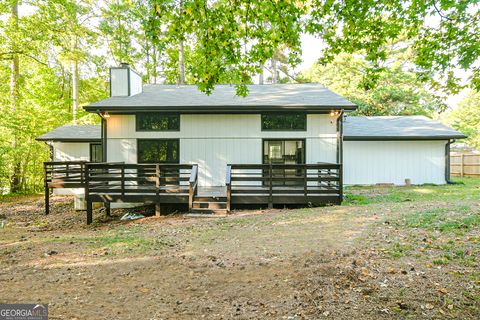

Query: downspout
[
  {"left": 98, "top": 111, "right": 107, "bottom": 162},
  {"left": 445, "top": 139, "right": 457, "bottom": 184},
  {"left": 337, "top": 111, "right": 344, "bottom": 164},
  {"left": 44, "top": 141, "right": 54, "bottom": 161}
]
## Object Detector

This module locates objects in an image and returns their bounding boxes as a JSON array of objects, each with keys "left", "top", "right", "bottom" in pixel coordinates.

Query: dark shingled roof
[
  {"left": 85, "top": 84, "right": 357, "bottom": 113},
  {"left": 344, "top": 116, "right": 466, "bottom": 140},
  {"left": 36, "top": 125, "right": 101, "bottom": 142}
]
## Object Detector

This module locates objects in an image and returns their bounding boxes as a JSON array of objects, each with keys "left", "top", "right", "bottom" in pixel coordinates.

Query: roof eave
[
  {"left": 84, "top": 104, "right": 358, "bottom": 113},
  {"left": 35, "top": 138, "right": 102, "bottom": 142},
  {"left": 344, "top": 135, "right": 467, "bottom": 141}
]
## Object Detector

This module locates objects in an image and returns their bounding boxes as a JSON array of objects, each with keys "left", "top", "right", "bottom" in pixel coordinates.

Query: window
[
  {"left": 90, "top": 143, "right": 103, "bottom": 162},
  {"left": 136, "top": 113, "right": 180, "bottom": 131},
  {"left": 137, "top": 139, "right": 179, "bottom": 163},
  {"left": 261, "top": 113, "right": 306, "bottom": 131},
  {"left": 263, "top": 140, "right": 305, "bottom": 165}
]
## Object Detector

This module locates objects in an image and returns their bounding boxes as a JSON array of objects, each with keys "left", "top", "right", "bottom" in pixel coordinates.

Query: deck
[
  {"left": 226, "top": 163, "right": 342, "bottom": 210},
  {"left": 44, "top": 162, "right": 342, "bottom": 224}
]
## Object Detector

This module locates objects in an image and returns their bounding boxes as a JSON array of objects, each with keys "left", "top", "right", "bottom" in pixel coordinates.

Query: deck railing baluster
[{"left": 121, "top": 166, "right": 125, "bottom": 197}]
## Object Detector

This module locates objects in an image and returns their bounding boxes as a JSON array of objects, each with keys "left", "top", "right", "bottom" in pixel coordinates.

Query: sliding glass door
[{"left": 263, "top": 139, "right": 305, "bottom": 185}]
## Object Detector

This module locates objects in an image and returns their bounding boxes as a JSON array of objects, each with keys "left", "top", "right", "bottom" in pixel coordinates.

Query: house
[{"left": 36, "top": 64, "right": 466, "bottom": 223}]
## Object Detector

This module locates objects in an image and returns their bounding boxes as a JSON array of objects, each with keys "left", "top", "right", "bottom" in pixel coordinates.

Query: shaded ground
[{"left": 0, "top": 179, "right": 479, "bottom": 319}]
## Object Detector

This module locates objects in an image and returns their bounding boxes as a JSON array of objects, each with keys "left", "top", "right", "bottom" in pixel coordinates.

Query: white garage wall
[
  {"left": 52, "top": 142, "right": 90, "bottom": 196},
  {"left": 53, "top": 142, "right": 90, "bottom": 161},
  {"left": 344, "top": 140, "right": 446, "bottom": 185},
  {"left": 107, "top": 114, "right": 338, "bottom": 186}
]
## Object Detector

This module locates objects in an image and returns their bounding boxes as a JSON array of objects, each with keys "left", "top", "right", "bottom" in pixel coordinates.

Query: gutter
[{"left": 445, "top": 139, "right": 458, "bottom": 184}]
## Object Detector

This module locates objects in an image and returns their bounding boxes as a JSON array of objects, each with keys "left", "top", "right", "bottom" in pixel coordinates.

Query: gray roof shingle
[
  {"left": 85, "top": 84, "right": 357, "bottom": 112},
  {"left": 36, "top": 125, "right": 101, "bottom": 141},
  {"left": 344, "top": 116, "right": 466, "bottom": 140}
]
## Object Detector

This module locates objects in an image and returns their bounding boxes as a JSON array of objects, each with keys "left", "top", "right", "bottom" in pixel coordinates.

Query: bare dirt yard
[{"left": 0, "top": 179, "right": 479, "bottom": 319}]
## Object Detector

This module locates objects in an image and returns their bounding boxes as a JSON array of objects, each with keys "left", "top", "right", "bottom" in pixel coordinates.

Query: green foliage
[
  {"left": 138, "top": 0, "right": 480, "bottom": 95},
  {"left": 303, "top": 53, "right": 446, "bottom": 116},
  {"left": 0, "top": 1, "right": 107, "bottom": 193},
  {"left": 445, "top": 90, "right": 480, "bottom": 149}
]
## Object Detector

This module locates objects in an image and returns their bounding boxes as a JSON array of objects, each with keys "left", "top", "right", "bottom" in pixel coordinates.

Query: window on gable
[
  {"left": 137, "top": 139, "right": 179, "bottom": 163},
  {"left": 261, "top": 113, "right": 307, "bottom": 131},
  {"left": 136, "top": 113, "right": 180, "bottom": 131}
]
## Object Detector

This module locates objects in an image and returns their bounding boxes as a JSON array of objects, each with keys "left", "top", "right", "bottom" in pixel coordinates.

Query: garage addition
[{"left": 343, "top": 116, "right": 466, "bottom": 185}]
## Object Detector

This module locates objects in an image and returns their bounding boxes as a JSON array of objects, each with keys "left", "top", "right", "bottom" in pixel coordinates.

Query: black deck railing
[
  {"left": 44, "top": 161, "right": 88, "bottom": 188},
  {"left": 44, "top": 161, "right": 89, "bottom": 215},
  {"left": 84, "top": 163, "right": 198, "bottom": 224},
  {"left": 226, "top": 163, "right": 342, "bottom": 209}
]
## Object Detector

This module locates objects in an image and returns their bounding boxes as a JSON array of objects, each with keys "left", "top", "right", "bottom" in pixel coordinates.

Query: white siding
[
  {"left": 344, "top": 140, "right": 446, "bottom": 185},
  {"left": 182, "top": 139, "right": 261, "bottom": 186},
  {"left": 107, "top": 114, "right": 336, "bottom": 139},
  {"left": 107, "top": 114, "right": 338, "bottom": 186},
  {"left": 110, "top": 68, "right": 129, "bottom": 97},
  {"left": 52, "top": 142, "right": 90, "bottom": 197},
  {"left": 53, "top": 142, "right": 90, "bottom": 161},
  {"left": 129, "top": 71, "right": 142, "bottom": 96}
]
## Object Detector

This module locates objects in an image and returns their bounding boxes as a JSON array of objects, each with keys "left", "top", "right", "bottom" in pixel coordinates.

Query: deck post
[
  {"left": 44, "top": 162, "right": 49, "bottom": 215},
  {"left": 155, "top": 164, "right": 160, "bottom": 196},
  {"left": 44, "top": 186, "right": 50, "bottom": 215},
  {"left": 155, "top": 203, "right": 161, "bottom": 216},
  {"left": 338, "top": 164, "right": 343, "bottom": 204},
  {"left": 85, "top": 163, "right": 92, "bottom": 224},
  {"left": 86, "top": 199, "right": 93, "bottom": 225},
  {"left": 226, "top": 165, "right": 231, "bottom": 213},
  {"left": 105, "top": 202, "right": 111, "bottom": 217},
  {"left": 268, "top": 163, "right": 273, "bottom": 209},
  {"left": 303, "top": 165, "right": 308, "bottom": 201}
]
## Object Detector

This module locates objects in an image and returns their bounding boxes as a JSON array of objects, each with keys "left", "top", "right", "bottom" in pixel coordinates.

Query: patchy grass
[
  {"left": 344, "top": 177, "right": 480, "bottom": 205},
  {"left": 395, "top": 206, "right": 479, "bottom": 233},
  {"left": 44, "top": 225, "right": 177, "bottom": 255}
]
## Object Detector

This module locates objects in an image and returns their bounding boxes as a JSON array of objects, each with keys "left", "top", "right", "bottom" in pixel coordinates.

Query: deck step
[
  {"left": 192, "top": 201, "right": 227, "bottom": 209},
  {"left": 184, "top": 213, "right": 227, "bottom": 218},
  {"left": 194, "top": 196, "right": 227, "bottom": 202},
  {"left": 189, "top": 208, "right": 228, "bottom": 215}
]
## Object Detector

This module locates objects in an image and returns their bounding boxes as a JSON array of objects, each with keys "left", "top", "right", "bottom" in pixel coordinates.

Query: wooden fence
[{"left": 451, "top": 153, "right": 480, "bottom": 177}]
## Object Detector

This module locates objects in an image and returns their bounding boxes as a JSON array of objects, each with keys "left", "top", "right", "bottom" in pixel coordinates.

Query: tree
[
  {"left": 446, "top": 90, "right": 480, "bottom": 149},
  {"left": 99, "top": 0, "right": 139, "bottom": 66},
  {"left": 0, "top": 0, "right": 106, "bottom": 193},
  {"left": 304, "top": 52, "right": 446, "bottom": 116},
  {"left": 37, "top": 0, "right": 98, "bottom": 125},
  {"left": 140, "top": 0, "right": 479, "bottom": 95}
]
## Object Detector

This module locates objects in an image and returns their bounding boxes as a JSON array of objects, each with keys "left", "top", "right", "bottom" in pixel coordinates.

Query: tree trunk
[
  {"left": 9, "top": 1, "right": 22, "bottom": 193},
  {"left": 259, "top": 66, "right": 264, "bottom": 84},
  {"left": 70, "top": 28, "right": 79, "bottom": 125},
  {"left": 71, "top": 59, "right": 78, "bottom": 125},
  {"left": 145, "top": 38, "right": 150, "bottom": 83},
  {"left": 178, "top": 41, "right": 185, "bottom": 85},
  {"left": 153, "top": 45, "right": 157, "bottom": 84},
  {"left": 271, "top": 58, "right": 277, "bottom": 84},
  {"left": 10, "top": 3, "right": 19, "bottom": 111}
]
